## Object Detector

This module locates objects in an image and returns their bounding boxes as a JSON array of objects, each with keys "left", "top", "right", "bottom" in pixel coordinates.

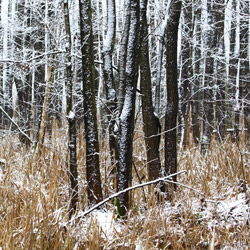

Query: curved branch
[{"left": 69, "top": 170, "right": 187, "bottom": 224}]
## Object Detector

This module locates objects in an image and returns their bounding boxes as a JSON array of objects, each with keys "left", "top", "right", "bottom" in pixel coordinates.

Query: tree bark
[
  {"left": 32, "top": 2, "right": 46, "bottom": 143},
  {"left": 117, "top": 0, "right": 140, "bottom": 216},
  {"left": 14, "top": 1, "right": 32, "bottom": 147},
  {"left": 140, "top": 0, "right": 162, "bottom": 184},
  {"left": 239, "top": 1, "right": 250, "bottom": 141},
  {"left": 165, "top": 0, "right": 182, "bottom": 187},
  {"left": 228, "top": 0, "right": 237, "bottom": 140},
  {"left": 64, "top": 0, "right": 78, "bottom": 217},
  {"left": 180, "top": 0, "right": 193, "bottom": 148},
  {"left": 102, "top": 0, "right": 119, "bottom": 183},
  {"left": 201, "top": 0, "right": 216, "bottom": 152},
  {"left": 117, "top": 1, "right": 131, "bottom": 115},
  {"left": 79, "top": 0, "right": 103, "bottom": 205},
  {"left": 37, "top": 56, "right": 55, "bottom": 148},
  {"left": 214, "top": 0, "right": 226, "bottom": 140},
  {"left": 192, "top": 0, "right": 202, "bottom": 145},
  {"left": 1, "top": 0, "right": 13, "bottom": 129}
]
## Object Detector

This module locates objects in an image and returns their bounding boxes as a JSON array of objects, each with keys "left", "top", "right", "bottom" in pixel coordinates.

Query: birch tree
[{"left": 1, "top": 0, "right": 12, "bottom": 128}]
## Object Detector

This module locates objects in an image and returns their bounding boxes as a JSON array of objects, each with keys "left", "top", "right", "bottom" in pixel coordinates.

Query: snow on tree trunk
[
  {"left": 79, "top": 0, "right": 103, "bottom": 206},
  {"left": 214, "top": 0, "right": 226, "bottom": 140},
  {"left": 102, "top": 0, "right": 118, "bottom": 184},
  {"left": 64, "top": 0, "right": 78, "bottom": 217},
  {"left": 1, "top": 0, "right": 13, "bottom": 128},
  {"left": 117, "top": 0, "right": 140, "bottom": 216},
  {"left": 117, "top": 1, "right": 130, "bottom": 115}
]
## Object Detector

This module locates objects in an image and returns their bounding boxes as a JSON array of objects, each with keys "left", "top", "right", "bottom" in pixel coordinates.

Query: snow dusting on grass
[{"left": 0, "top": 133, "right": 249, "bottom": 249}]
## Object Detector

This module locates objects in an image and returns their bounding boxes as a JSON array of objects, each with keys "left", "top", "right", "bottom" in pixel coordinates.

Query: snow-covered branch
[
  {"left": 69, "top": 170, "right": 187, "bottom": 224},
  {"left": 0, "top": 106, "right": 33, "bottom": 144}
]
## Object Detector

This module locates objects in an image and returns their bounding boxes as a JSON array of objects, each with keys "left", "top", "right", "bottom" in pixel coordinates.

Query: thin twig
[
  {"left": 132, "top": 161, "right": 147, "bottom": 204},
  {"left": 0, "top": 106, "right": 33, "bottom": 144},
  {"left": 165, "top": 179, "right": 205, "bottom": 196},
  {"left": 0, "top": 50, "right": 65, "bottom": 64}
]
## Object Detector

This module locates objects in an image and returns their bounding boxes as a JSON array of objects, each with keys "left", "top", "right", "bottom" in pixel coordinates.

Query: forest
[{"left": 0, "top": 0, "right": 249, "bottom": 249}]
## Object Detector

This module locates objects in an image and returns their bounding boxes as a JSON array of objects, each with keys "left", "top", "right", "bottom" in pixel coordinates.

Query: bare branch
[
  {"left": 0, "top": 50, "right": 65, "bottom": 64},
  {"left": 0, "top": 106, "right": 33, "bottom": 144},
  {"left": 69, "top": 170, "right": 187, "bottom": 224}
]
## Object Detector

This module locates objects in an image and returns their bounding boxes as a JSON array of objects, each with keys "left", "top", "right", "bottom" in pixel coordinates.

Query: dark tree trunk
[
  {"left": 140, "top": 0, "right": 162, "bottom": 183},
  {"left": 102, "top": 0, "right": 119, "bottom": 183},
  {"left": 64, "top": 0, "right": 78, "bottom": 217},
  {"left": 13, "top": 1, "right": 32, "bottom": 147},
  {"left": 228, "top": 0, "right": 237, "bottom": 140},
  {"left": 214, "top": 0, "right": 226, "bottom": 140},
  {"left": 117, "top": 1, "right": 130, "bottom": 115},
  {"left": 79, "top": 0, "right": 103, "bottom": 206},
  {"left": 192, "top": 0, "right": 202, "bottom": 145},
  {"left": 117, "top": 0, "right": 140, "bottom": 216},
  {"left": 15, "top": 76, "right": 32, "bottom": 147},
  {"left": 201, "top": 0, "right": 217, "bottom": 152},
  {"left": 165, "top": 0, "right": 182, "bottom": 187},
  {"left": 33, "top": 3, "right": 46, "bottom": 143}
]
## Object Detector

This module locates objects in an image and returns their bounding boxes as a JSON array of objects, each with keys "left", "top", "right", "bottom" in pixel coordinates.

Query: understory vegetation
[{"left": 0, "top": 122, "right": 249, "bottom": 250}]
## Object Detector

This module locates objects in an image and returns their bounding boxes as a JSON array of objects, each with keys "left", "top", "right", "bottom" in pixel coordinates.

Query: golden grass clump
[{"left": 0, "top": 126, "right": 249, "bottom": 249}]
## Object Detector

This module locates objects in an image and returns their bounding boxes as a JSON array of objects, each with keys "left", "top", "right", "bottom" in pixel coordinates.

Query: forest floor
[{"left": 0, "top": 128, "right": 249, "bottom": 249}]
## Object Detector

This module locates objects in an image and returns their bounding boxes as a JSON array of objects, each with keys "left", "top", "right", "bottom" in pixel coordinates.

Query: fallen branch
[{"left": 69, "top": 170, "right": 187, "bottom": 224}]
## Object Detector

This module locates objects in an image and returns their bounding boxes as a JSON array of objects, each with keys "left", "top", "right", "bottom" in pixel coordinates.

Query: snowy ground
[
  {"left": 68, "top": 182, "right": 249, "bottom": 249},
  {"left": 0, "top": 136, "right": 249, "bottom": 249}
]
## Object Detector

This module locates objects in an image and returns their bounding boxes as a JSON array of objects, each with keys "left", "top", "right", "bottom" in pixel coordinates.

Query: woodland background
[{"left": 0, "top": 0, "right": 249, "bottom": 249}]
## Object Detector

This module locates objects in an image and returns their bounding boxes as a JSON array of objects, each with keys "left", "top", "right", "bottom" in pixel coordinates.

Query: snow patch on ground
[
  {"left": 71, "top": 187, "right": 249, "bottom": 249},
  {"left": 92, "top": 210, "right": 121, "bottom": 237}
]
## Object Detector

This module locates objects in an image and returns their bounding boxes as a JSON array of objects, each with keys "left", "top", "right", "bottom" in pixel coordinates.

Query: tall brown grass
[{"left": 0, "top": 125, "right": 249, "bottom": 249}]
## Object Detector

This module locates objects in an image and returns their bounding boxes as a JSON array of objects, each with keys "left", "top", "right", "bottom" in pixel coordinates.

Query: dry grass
[{"left": 0, "top": 126, "right": 249, "bottom": 249}]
